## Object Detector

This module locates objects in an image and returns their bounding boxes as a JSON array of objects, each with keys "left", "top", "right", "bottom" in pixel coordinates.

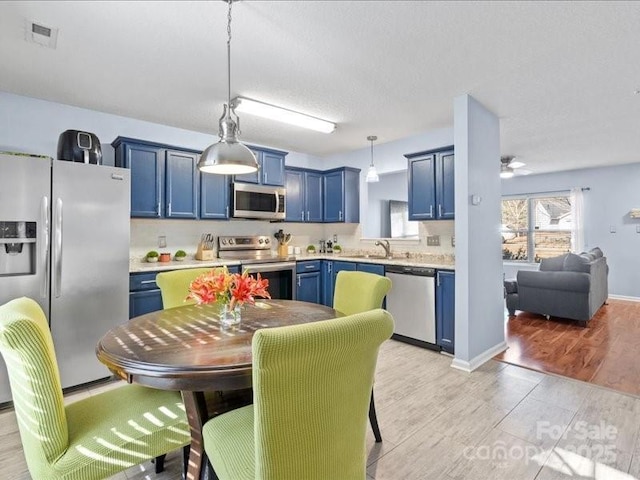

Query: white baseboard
[
  {"left": 608, "top": 294, "right": 640, "bottom": 302},
  {"left": 451, "top": 341, "right": 508, "bottom": 373}
]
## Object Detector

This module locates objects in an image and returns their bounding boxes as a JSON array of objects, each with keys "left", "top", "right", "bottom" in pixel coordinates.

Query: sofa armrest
[{"left": 517, "top": 270, "right": 590, "bottom": 294}]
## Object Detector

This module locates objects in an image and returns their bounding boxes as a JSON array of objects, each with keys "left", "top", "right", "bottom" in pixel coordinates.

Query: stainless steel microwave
[{"left": 232, "top": 183, "right": 286, "bottom": 220}]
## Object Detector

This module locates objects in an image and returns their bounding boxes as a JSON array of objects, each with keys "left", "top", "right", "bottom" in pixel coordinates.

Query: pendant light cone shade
[
  {"left": 366, "top": 135, "right": 379, "bottom": 183},
  {"left": 198, "top": 0, "right": 258, "bottom": 175}
]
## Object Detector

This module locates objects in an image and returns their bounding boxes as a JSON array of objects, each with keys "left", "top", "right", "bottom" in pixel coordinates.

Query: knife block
[
  {"left": 277, "top": 244, "right": 288, "bottom": 257},
  {"left": 195, "top": 242, "right": 215, "bottom": 261}
]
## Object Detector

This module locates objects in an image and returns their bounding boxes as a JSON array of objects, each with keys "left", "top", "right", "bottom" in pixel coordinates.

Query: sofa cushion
[
  {"left": 539, "top": 254, "right": 567, "bottom": 271},
  {"left": 589, "top": 247, "right": 604, "bottom": 258},
  {"left": 563, "top": 253, "right": 591, "bottom": 273}
]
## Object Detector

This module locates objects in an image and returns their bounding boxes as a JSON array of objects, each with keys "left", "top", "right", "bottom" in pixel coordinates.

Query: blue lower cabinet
[
  {"left": 436, "top": 270, "right": 455, "bottom": 354},
  {"left": 129, "top": 289, "right": 163, "bottom": 318},
  {"left": 226, "top": 265, "right": 241, "bottom": 274},
  {"left": 297, "top": 271, "right": 322, "bottom": 304},
  {"left": 356, "top": 263, "right": 384, "bottom": 276},
  {"left": 322, "top": 260, "right": 356, "bottom": 307}
]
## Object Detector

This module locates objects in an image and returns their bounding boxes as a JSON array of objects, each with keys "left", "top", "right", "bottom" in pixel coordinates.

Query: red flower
[{"left": 186, "top": 267, "right": 271, "bottom": 308}]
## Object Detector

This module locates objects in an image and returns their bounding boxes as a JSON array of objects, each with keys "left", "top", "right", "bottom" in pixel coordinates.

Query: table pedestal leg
[{"left": 182, "top": 391, "right": 208, "bottom": 480}]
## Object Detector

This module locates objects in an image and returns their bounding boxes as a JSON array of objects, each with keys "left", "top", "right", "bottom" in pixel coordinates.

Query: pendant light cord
[
  {"left": 226, "top": 0, "right": 233, "bottom": 111},
  {"left": 370, "top": 139, "right": 374, "bottom": 167}
]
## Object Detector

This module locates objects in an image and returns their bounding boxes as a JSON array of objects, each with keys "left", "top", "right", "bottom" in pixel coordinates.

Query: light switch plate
[
  {"left": 610, "top": 225, "right": 616, "bottom": 233},
  {"left": 427, "top": 235, "right": 440, "bottom": 246}
]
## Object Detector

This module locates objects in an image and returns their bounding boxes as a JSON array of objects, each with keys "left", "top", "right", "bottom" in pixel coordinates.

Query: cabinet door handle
[
  {"left": 140, "top": 280, "right": 157, "bottom": 285},
  {"left": 226, "top": 206, "right": 229, "bottom": 218},
  {"left": 305, "top": 264, "right": 314, "bottom": 269},
  {"left": 264, "top": 172, "right": 268, "bottom": 183},
  {"left": 339, "top": 210, "right": 343, "bottom": 221},
  {"left": 429, "top": 205, "right": 433, "bottom": 218},
  {"left": 307, "top": 211, "right": 310, "bottom": 221},
  {"left": 168, "top": 202, "right": 172, "bottom": 216},
  {"left": 297, "top": 276, "right": 301, "bottom": 287},
  {"left": 437, "top": 273, "right": 441, "bottom": 287},
  {"left": 157, "top": 201, "right": 161, "bottom": 217},
  {"left": 438, "top": 204, "right": 442, "bottom": 217},
  {"left": 301, "top": 211, "right": 305, "bottom": 221}
]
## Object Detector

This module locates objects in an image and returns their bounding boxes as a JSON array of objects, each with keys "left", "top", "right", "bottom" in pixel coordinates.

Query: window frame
[{"left": 502, "top": 191, "right": 573, "bottom": 263}]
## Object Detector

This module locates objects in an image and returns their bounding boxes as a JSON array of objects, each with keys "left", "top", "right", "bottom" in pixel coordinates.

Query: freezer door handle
[
  {"left": 53, "top": 198, "right": 63, "bottom": 298},
  {"left": 40, "top": 196, "right": 50, "bottom": 299}
]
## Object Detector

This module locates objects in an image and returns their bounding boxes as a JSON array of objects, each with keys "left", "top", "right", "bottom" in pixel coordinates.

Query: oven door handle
[{"left": 242, "top": 261, "right": 296, "bottom": 274}]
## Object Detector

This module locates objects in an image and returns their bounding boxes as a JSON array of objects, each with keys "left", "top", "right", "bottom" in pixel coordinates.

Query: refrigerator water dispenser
[{"left": 0, "top": 221, "right": 36, "bottom": 276}]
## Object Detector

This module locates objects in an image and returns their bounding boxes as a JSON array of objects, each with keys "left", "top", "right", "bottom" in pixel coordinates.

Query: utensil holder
[
  {"left": 195, "top": 242, "right": 215, "bottom": 261},
  {"left": 277, "top": 244, "right": 288, "bottom": 257}
]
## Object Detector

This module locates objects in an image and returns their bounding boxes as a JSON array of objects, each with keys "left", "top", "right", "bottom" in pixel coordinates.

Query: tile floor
[{"left": 2, "top": 339, "right": 639, "bottom": 479}]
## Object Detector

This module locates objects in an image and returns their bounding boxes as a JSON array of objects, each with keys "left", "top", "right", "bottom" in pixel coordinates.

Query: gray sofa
[{"left": 505, "top": 247, "right": 608, "bottom": 326}]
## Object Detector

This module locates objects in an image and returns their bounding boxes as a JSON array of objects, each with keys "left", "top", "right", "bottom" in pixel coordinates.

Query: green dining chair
[
  {"left": 333, "top": 270, "right": 392, "bottom": 443},
  {"left": 0, "top": 297, "right": 190, "bottom": 480},
  {"left": 202, "top": 309, "right": 394, "bottom": 480},
  {"left": 155, "top": 267, "right": 216, "bottom": 309}
]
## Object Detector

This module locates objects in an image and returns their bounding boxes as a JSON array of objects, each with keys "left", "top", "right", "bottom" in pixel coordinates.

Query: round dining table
[{"left": 96, "top": 299, "right": 341, "bottom": 480}]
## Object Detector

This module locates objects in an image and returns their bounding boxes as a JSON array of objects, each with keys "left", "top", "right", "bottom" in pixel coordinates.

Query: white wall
[
  {"left": 0, "top": 91, "right": 316, "bottom": 168},
  {"left": 502, "top": 162, "right": 640, "bottom": 298},
  {"left": 453, "top": 94, "right": 505, "bottom": 370}
]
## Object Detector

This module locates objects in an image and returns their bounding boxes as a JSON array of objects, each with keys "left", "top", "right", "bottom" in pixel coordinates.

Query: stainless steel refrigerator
[{"left": 0, "top": 153, "right": 130, "bottom": 404}]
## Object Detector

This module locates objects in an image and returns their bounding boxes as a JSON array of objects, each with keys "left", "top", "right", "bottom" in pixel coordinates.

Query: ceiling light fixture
[
  {"left": 198, "top": 0, "right": 258, "bottom": 175},
  {"left": 230, "top": 96, "right": 336, "bottom": 134},
  {"left": 500, "top": 164, "right": 515, "bottom": 179},
  {"left": 365, "top": 135, "right": 379, "bottom": 183}
]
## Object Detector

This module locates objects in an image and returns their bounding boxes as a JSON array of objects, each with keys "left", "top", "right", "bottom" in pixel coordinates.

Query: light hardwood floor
[{"left": 3, "top": 339, "right": 640, "bottom": 479}]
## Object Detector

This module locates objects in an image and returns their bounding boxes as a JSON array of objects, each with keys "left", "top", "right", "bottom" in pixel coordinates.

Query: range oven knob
[
  {"left": 258, "top": 238, "right": 264, "bottom": 244},
  {"left": 264, "top": 238, "right": 270, "bottom": 244},
  {"left": 228, "top": 238, "right": 235, "bottom": 245},
  {"left": 220, "top": 239, "right": 227, "bottom": 245}
]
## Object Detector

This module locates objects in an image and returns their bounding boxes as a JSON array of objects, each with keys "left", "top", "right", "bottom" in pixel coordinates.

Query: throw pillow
[
  {"left": 589, "top": 247, "right": 604, "bottom": 258},
  {"left": 563, "top": 252, "right": 591, "bottom": 273}
]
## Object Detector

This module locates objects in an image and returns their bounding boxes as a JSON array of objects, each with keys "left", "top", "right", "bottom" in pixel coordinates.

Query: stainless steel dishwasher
[{"left": 385, "top": 265, "right": 436, "bottom": 346}]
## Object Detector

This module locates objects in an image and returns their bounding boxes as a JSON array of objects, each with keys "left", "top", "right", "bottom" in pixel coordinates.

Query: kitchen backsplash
[{"left": 130, "top": 219, "right": 455, "bottom": 260}]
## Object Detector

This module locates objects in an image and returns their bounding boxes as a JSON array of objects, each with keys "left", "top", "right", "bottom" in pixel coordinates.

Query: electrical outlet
[
  {"left": 636, "top": 225, "right": 640, "bottom": 233},
  {"left": 158, "top": 236, "right": 167, "bottom": 248},
  {"left": 333, "top": 234, "right": 338, "bottom": 243},
  {"left": 610, "top": 225, "right": 616, "bottom": 234},
  {"left": 451, "top": 236, "right": 455, "bottom": 247},
  {"left": 427, "top": 235, "right": 440, "bottom": 246}
]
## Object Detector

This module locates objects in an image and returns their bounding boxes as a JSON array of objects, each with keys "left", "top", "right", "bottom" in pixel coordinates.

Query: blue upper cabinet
[
  {"left": 165, "top": 150, "right": 198, "bottom": 218},
  {"left": 435, "top": 150, "right": 455, "bottom": 219},
  {"left": 407, "top": 152, "right": 436, "bottom": 220},
  {"left": 406, "top": 146, "right": 454, "bottom": 221},
  {"left": 234, "top": 147, "right": 287, "bottom": 186},
  {"left": 113, "top": 137, "right": 200, "bottom": 219},
  {"left": 200, "top": 171, "right": 230, "bottom": 219},
  {"left": 285, "top": 169, "right": 304, "bottom": 222},
  {"left": 323, "top": 167, "right": 360, "bottom": 223},
  {"left": 285, "top": 168, "right": 323, "bottom": 223},
  {"left": 113, "top": 139, "right": 164, "bottom": 218}
]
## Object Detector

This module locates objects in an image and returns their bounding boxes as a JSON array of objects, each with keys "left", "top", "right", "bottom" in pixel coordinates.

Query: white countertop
[{"left": 130, "top": 254, "right": 454, "bottom": 273}]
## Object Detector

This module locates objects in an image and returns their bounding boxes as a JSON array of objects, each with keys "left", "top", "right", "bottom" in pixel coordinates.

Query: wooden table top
[{"left": 96, "top": 300, "right": 340, "bottom": 391}]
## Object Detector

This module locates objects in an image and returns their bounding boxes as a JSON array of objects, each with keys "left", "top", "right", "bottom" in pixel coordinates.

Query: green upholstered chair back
[
  {"left": 0, "top": 297, "right": 69, "bottom": 474},
  {"left": 333, "top": 270, "right": 392, "bottom": 316},
  {"left": 156, "top": 267, "right": 218, "bottom": 309},
  {"left": 252, "top": 309, "right": 394, "bottom": 478}
]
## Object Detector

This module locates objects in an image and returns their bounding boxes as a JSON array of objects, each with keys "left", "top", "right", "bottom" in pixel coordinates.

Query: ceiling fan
[{"left": 500, "top": 156, "right": 532, "bottom": 178}]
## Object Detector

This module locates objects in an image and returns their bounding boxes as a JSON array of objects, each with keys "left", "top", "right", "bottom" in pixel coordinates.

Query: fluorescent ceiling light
[{"left": 231, "top": 97, "right": 336, "bottom": 134}]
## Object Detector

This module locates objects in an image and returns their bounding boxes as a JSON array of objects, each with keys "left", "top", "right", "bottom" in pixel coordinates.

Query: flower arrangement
[{"left": 186, "top": 266, "right": 271, "bottom": 310}]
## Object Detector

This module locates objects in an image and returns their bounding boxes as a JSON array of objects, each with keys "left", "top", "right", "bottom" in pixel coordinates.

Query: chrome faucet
[{"left": 375, "top": 240, "right": 392, "bottom": 258}]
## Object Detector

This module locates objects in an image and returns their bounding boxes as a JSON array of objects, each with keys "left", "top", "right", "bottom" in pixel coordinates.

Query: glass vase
[{"left": 219, "top": 303, "right": 242, "bottom": 327}]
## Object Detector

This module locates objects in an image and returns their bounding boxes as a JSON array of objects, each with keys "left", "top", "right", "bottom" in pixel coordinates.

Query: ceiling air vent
[{"left": 25, "top": 20, "right": 58, "bottom": 49}]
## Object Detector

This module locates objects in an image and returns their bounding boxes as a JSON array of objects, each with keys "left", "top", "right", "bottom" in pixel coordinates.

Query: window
[{"left": 501, "top": 194, "right": 574, "bottom": 262}]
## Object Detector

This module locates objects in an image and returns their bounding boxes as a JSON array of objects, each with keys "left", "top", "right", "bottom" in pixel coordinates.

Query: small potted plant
[
  {"left": 306, "top": 244, "right": 316, "bottom": 254},
  {"left": 332, "top": 244, "right": 342, "bottom": 254},
  {"left": 174, "top": 249, "right": 187, "bottom": 261},
  {"left": 146, "top": 250, "right": 159, "bottom": 263}
]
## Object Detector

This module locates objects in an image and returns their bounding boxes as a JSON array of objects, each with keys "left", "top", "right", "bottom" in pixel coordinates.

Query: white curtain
[{"left": 570, "top": 187, "right": 585, "bottom": 252}]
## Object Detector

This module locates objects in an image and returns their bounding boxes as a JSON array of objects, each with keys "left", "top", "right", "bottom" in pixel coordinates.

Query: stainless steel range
[{"left": 218, "top": 235, "right": 296, "bottom": 300}]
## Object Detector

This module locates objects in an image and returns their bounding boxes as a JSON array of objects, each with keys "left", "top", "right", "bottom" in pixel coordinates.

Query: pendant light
[
  {"left": 198, "top": 0, "right": 258, "bottom": 175},
  {"left": 365, "top": 135, "right": 379, "bottom": 183}
]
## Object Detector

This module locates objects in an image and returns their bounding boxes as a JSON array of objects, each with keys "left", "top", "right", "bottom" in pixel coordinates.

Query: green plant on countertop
[
  {"left": 306, "top": 244, "right": 316, "bottom": 253},
  {"left": 175, "top": 250, "right": 187, "bottom": 258},
  {"left": 332, "top": 244, "right": 342, "bottom": 253},
  {"left": 146, "top": 250, "right": 159, "bottom": 258}
]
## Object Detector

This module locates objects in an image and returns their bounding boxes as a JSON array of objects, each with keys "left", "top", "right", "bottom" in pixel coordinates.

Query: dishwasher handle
[{"left": 385, "top": 265, "right": 435, "bottom": 276}]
